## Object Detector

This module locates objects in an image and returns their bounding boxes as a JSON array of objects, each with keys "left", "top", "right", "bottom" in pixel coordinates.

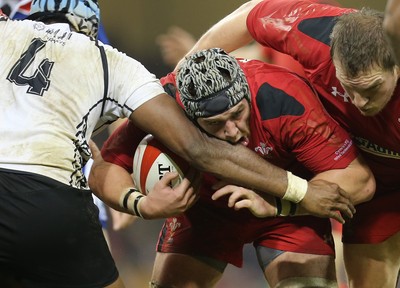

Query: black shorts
[{"left": 0, "top": 169, "right": 119, "bottom": 288}]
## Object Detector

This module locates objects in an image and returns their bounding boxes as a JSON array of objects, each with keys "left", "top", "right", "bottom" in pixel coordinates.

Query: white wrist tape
[
  {"left": 120, "top": 188, "right": 145, "bottom": 218},
  {"left": 282, "top": 171, "right": 308, "bottom": 203}
]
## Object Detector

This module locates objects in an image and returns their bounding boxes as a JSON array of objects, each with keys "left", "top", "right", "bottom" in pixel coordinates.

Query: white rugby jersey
[{"left": 0, "top": 16, "right": 164, "bottom": 188}]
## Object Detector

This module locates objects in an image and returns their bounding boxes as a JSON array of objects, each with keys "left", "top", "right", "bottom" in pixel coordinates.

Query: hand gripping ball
[{"left": 132, "top": 134, "right": 188, "bottom": 195}]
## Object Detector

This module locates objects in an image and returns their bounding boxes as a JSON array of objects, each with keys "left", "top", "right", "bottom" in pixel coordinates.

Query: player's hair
[
  {"left": 176, "top": 48, "right": 250, "bottom": 120},
  {"left": 28, "top": 0, "right": 100, "bottom": 38},
  {"left": 330, "top": 7, "right": 396, "bottom": 77}
]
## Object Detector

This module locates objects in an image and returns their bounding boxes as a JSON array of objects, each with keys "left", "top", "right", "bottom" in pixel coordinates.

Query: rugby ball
[{"left": 132, "top": 134, "right": 188, "bottom": 195}]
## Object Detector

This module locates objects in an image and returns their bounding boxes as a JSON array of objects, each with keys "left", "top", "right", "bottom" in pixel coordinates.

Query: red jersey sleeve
[
  {"left": 101, "top": 120, "right": 148, "bottom": 173},
  {"left": 246, "top": 0, "right": 354, "bottom": 71},
  {"left": 286, "top": 92, "right": 356, "bottom": 174},
  {"left": 160, "top": 72, "right": 185, "bottom": 109}
]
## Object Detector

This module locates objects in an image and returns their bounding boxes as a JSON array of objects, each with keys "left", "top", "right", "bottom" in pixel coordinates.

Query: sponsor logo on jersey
[
  {"left": 167, "top": 217, "right": 181, "bottom": 244},
  {"left": 254, "top": 142, "right": 273, "bottom": 156},
  {"left": 33, "top": 22, "right": 73, "bottom": 45},
  {"left": 334, "top": 139, "right": 352, "bottom": 161},
  {"left": 331, "top": 86, "right": 351, "bottom": 103},
  {"left": 354, "top": 136, "right": 400, "bottom": 159}
]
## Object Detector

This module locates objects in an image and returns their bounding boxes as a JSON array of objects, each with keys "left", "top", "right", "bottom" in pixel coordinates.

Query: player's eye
[
  {"left": 207, "top": 120, "right": 222, "bottom": 126},
  {"left": 232, "top": 110, "right": 242, "bottom": 119}
]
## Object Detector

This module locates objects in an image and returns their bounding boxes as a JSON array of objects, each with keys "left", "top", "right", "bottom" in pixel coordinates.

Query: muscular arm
[
  {"left": 215, "top": 156, "right": 375, "bottom": 217},
  {"left": 130, "top": 93, "right": 288, "bottom": 197},
  {"left": 311, "top": 156, "right": 375, "bottom": 205},
  {"left": 129, "top": 93, "right": 355, "bottom": 223},
  {"left": 383, "top": 0, "right": 400, "bottom": 63},
  {"left": 298, "top": 156, "right": 375, "bottom": 217},
  {"left": 90, "top": 148, "right": 136, "bottom": 211},
  {"left": 89, "top": 138, "right": 201, "bottom": 219}
]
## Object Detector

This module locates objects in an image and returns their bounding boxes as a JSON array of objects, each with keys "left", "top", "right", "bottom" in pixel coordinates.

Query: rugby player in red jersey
[
  {"left": 93, "top": 48, "right": 374, "bottom": 287},
  {"left": 182, "top": 1, "right": 400, "bottom": 287}
]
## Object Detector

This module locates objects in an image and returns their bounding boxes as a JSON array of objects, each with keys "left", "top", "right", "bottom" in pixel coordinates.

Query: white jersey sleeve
[
  {"left": 93, "top": 43, "right": 164, "bottom": 132},
  {"left": 0, "top": 18, "right": 164, "bottom": 188}
]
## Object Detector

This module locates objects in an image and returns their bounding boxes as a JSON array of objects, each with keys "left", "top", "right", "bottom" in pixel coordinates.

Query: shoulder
[
  {"left": 240, "top": 59, "right": 310, "bottom": 96},
  {"left": 251, "top": 0, "right": 352, "bottom": 18},
  {"left": 245, "top": 68, "right": 309, "bottom": 120},
  {"left": 241, "top": 61, "right": 322, "bottom": 120}
]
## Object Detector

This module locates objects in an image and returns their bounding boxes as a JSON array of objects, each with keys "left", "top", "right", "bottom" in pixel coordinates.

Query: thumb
[{"left": 159, "top": 171, "right": 180, "bottom": 186}]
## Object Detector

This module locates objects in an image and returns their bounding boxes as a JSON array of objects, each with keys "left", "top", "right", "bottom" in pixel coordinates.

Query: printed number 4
[{"left": 7, "top": 38, "right": 54, "bottom": 96}]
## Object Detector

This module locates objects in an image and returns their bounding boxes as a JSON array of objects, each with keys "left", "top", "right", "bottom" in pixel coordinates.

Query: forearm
[
  {"left": 88, "top": 139, "right": 137, "bottom": 214},
  {"left": 89, "top": 155, "right": 136, "bottom": 214},
  {"left": 131, "top": 95, "right": 355, "bottom": 223},
  {"left": 384, "top": 0, "right": 400, "bottom": 63},
  {"left": 311, "top": 157, "right": 375, "bottom": 205},
  {"left": 131, "top": 94, "right": 292, "bottom": 198},
  {"left": 162, "top": 127, "right": 291, "bottom": 198},
  {"left": 205, "top": 138, "right": 290, "bottom": 197}
]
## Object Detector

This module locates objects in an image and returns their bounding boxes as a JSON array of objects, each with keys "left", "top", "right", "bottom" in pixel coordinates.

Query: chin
[{"left": 360, "top": 107, "right": 381, "bottom": 117}]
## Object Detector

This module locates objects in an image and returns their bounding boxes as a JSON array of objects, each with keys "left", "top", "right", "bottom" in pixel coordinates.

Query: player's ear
[{"left": 395, "top": 65, "right": 400, "bottom": 79}]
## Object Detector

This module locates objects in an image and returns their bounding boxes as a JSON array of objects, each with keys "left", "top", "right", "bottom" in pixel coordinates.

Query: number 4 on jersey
[{"left": 7, "top": 38, "right": 54, "bottom": 96}]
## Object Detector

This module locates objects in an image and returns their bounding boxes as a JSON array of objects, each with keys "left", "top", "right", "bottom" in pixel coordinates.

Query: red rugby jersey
[{"left": 247, "top": 0, "right": 400, "bottom": 195}]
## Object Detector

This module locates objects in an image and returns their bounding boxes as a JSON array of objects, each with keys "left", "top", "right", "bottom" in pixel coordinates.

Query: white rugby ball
[{"left": 132, "top": 134, "right": 187, "bottom": 195}]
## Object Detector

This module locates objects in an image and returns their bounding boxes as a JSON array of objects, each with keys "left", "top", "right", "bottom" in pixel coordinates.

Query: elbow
[
  {"left": 361, "top": 179, "right": 375, "bottom": 203},
  {"left": 363, "top": 174, "right": 376, "bottom": 202},
  {"left": 383, "top": 13, "right": 400, "bottom": 43},
  {"left": 353, "top": 171, "right": 376, "bottom": 205},
  {"left": 87, "top": 156, "right": 107, "bottom": 200},
  {"left": 383, "top": 16, "right": 396, "bottom": 39}
]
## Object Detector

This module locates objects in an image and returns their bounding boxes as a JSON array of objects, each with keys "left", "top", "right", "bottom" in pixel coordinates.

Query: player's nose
[{"left": 224, "top": 121, "right": 239, "bottom": 139}]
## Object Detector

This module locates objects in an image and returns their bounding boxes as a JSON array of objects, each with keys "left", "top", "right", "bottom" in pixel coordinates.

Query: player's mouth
[{"left": 239, "top": 136, "right": 249, "bottom": 146}]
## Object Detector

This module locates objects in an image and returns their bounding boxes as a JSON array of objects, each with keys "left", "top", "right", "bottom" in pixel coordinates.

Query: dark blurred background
[
  {"left": 97, "top": 1, "right": 387, "bottom": 287},
  {"left": 100, "top": 0, "right": 385, "bottom": 78}
]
